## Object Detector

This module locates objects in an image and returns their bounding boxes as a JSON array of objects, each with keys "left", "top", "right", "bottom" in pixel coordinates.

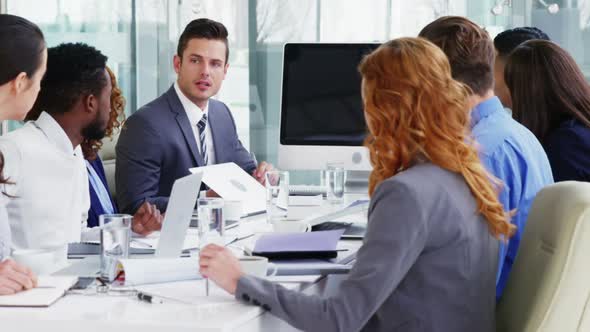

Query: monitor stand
[{"left": 345, "top": 170, "right": 369, "bottom": 194}]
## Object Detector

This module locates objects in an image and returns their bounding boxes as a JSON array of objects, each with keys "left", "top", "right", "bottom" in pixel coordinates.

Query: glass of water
[
  {"left": 197, "top": 197, "right": 225, "bottom": 244},
  {"left": 325, "top": 163, "right": 346, "bottom": 203},
  {"left": 265, "top": 170, "right": 289, "bottom": 223},
  {"left": 197, "top": 197, "right": 224, "bottom": 296},
  {"left": 99, "top": 214, "right": 132, "bottom": 280}
]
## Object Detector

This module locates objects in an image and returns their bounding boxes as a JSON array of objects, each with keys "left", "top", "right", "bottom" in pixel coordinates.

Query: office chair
[
  {"left": 496, "top": 181, "right": 590, "bottom": 332},
  {"left": 98, "top": 130, "right": 119, "bottom": 198}
]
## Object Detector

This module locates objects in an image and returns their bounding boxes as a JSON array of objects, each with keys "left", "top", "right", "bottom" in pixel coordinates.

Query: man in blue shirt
[{"left": 419, "top": 17, "right": 554, "bottom": 299}]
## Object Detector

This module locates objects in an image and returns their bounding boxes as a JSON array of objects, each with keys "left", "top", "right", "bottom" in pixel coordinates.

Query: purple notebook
[{"left": 252, "top": 230, "right": 345, "bottom": 260}]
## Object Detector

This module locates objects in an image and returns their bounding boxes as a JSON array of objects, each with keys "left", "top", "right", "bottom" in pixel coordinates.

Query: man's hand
[
  {"left": 252, "top": 161, "right": 274, "bottom": 185},
  {"left": 0, "top": 259, "right": 37, "bottom": 295},
  {"left": 132, "top": 202, "right": 163, "bottom": 236}
]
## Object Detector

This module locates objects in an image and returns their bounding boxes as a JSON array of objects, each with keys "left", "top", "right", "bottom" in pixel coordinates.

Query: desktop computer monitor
[{"left": 278, "top": 43, "right": 380, "bottom": 172}]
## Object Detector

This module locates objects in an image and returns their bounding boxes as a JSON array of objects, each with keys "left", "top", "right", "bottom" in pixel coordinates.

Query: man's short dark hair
[
  {"left": 32, "top": 43, "right": 107, "bottom": 116},
  {"left": 494, "top": 27, "right": 550, "bottom": 58},
  {"left": 177, "top": 18, "right": 229, "bottom": 62},
  {"left": 419, "top": 16, "right": 495, "bottom": 97}
]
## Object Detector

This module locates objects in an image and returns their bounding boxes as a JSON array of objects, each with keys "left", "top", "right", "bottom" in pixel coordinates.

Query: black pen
[
  {"left": 137, "top": 292, "right": 189, "bottom": 305},
  {"left": 137, "top": 292, "right": 167, "bottom": 304}
]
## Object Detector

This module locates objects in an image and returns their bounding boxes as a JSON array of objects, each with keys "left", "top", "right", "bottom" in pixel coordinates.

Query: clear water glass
[
  {"left": 325, "top": 163, "right": 346, "bottom": 203},
  {"left": 99, "top": 214, "right": 132, "bottom": 280},
  {"left": 265, "top": 170, "right": 289, "bottom": 223},
  {"left": 197, "top": 197, "right": 224, "bottom": 296},
  {"left": 197, "top": 197, "right": 225, "bottom": 244}
]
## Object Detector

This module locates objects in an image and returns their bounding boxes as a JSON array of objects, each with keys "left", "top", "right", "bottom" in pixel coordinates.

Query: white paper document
[
  {"left": 135, "top": 280, "right": 268, "bottom": 329},
  {"left": 113, "top": 257, "right": 202, "bottom": 286},
  {"left": 0, "top": 276, "right": 77, "bottom": 307}
]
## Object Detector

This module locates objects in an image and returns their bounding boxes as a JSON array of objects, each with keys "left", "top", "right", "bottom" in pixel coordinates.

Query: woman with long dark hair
[
  {"left": 505, "top": 40, "right": 590, "bottom": 182},
  {"left": 0, "top": 14, "right": 46, "bottom": 295},
  {"left": 198, "top": 38, "right": 513, "bottom": 332}
]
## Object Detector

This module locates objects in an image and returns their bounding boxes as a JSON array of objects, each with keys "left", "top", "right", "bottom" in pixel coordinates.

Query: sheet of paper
[
  {"left": 128, "top": 229, "right": 236, "bottom": 252},
  {"left": 118, "top": 257, "right": 202, "bottom": 286},
  {"left": 189, "top": 162, "right": 266, "bottom": 216}
]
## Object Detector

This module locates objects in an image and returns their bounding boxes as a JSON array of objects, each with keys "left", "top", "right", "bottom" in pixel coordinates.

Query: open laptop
[
  {"left": 155, "top": 172, "right": 203, "bottom": 258},
  {"left": 189, "top": 162, "right": 266, "bottom": 216},
  {"left": 60, "top": 172, "right": 203, "bottom": 275}
]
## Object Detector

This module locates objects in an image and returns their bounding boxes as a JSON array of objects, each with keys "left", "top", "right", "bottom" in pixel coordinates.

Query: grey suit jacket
[
  {"left": 115, "top": 86, "right": 256, "bottom": 214},
  {"left": 236, "top": 163, "right": 499, "bottom": 332}
]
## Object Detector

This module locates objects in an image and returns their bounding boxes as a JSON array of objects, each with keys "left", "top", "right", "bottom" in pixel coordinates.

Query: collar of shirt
[
  {"left": 34, "top": 111, "right": 80, "bottom": 156},
  {"left": 470, "top": 96, "right": 504, "bottom": 129},
  {"left": 174, "top": 81, "right": 209, "bottom": 125}
]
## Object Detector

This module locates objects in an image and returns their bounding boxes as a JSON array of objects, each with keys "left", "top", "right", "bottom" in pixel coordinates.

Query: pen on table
[
  {"left": 137, "top": 292, "right": 167, "bottom": 304},
  {"left": 137, "top": 292, "right": 189, "bottom": 305}
]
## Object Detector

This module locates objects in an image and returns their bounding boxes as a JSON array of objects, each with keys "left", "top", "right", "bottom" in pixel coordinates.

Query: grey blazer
[
  {"left": 115, "top": 86, "right": 256, "bottom": 214},
  {"left": 236, "top": 163, "right": 499, "bottom": 332}
]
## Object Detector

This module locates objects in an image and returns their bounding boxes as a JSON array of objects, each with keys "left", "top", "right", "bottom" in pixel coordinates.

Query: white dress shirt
[
  {"left": 0, "top": 112, "right": 91, "bottom": 265},
  {"left": 0, "top": 194, "right": 9, "bottom": 260},
  {"left": 174, "top": 82, "right": 216, "bottom": 165}
]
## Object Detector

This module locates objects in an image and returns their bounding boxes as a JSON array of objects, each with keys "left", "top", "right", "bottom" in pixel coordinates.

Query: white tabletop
[{"left": 1, "top": 194, "right": 367, "bottom": 332}]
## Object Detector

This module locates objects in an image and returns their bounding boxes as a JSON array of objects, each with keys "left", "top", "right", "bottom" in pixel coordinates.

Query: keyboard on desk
[
  {"left": 289, "top": 184, "right": 327, "bottom": 196},
  {"left": 312, "top": 221, "right": 366, "bottom": 239},
  {"left": 312, "top": 221, "right": 352, "bottom": 231}
]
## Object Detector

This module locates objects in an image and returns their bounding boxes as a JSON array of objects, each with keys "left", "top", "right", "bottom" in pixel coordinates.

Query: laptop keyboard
[
  {"left": 312, "top": 221, "right": 353, "bottom": 232},
  {"left": 289, "top": 184, "right": 327, "bottom": 196}
]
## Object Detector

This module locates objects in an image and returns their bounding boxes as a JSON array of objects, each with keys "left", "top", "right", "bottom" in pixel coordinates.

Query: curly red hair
[
  {"left": 359, "top": 37, "right": 514, "bottom": 239},
  {"left": 81, "top": 65, "right": 125, "bottom": 160}
]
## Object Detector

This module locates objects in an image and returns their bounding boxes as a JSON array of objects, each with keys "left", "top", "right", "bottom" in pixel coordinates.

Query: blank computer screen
[{"left": 280, "top": 43, "right": 379, "bottom": 146}]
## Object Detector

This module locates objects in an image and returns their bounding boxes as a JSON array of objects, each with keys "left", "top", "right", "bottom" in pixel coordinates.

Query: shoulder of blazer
[
  {"left": 125, "top": 87, "right": 178, "bottom": 125},
  {"left": 208, "top": 98, "right": 235, "bottom": 125}
]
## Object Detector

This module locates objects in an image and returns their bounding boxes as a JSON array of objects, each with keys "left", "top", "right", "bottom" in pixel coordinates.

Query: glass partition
[
  {"left": 3, "top": 0, "right": 589, "bottom": 184},
  {"left": 5, "top": 0, "right": 134, "bottom": 131}
]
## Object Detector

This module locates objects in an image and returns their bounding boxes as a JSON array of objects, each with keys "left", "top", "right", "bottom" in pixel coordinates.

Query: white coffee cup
[
  {"left": 239, "top": 256, "right": 278, "bottom": 278},
  {"left": 11, "top": 249, "right": 57, "bottom": 275},
  {"left": 224, "top": 200, "right": 243, "bottom": 222},
  {"left": 272, "top": 220, "right": 312, "bottom": 233}
]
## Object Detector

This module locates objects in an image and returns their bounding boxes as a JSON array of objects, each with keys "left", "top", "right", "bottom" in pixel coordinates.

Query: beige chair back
[
  {"left": 97, "top": 130, "right": 119, "bottom": 198},
  {"left": 497, "top": 181, "right": 590, "bottom": 332}
]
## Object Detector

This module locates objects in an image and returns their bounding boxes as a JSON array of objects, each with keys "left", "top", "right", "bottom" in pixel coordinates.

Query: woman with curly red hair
[
  {"left": 198, "top": 38, "right": 513, "bottom": 332},
  {"left": 82, "top": 66, "right": 162, "bottom": 234}
]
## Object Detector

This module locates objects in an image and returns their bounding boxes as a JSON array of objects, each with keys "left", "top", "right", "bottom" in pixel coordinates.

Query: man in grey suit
[{"left": 116, "top": 18, "right": 272, "bottom": 214}]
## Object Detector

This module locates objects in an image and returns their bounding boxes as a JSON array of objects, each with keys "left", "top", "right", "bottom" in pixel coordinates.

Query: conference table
[{"left": 0, "top": 194, "right": 368, "bottom": 332}]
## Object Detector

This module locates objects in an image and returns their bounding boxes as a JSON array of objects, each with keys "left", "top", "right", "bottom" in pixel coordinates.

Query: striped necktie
[{"left": 197, "top": 113, "right": 208, "bottom": 165}]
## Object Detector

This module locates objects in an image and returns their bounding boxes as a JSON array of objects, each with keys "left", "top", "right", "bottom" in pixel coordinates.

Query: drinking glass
[
  {"left": 325, "top": 163, "right": 346, "bottom": 203},
  {"left": 265, "top": 170, "right": 289, "bottom": 223},
  {"left": 197, "top": 197, "right": 225, "bottom": 296},
  {"left": 99, "top": 214, "right": 132, "bottom": 280}
]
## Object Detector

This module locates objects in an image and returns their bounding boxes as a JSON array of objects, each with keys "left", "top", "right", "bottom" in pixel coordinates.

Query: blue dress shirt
[
  {"left": 470, "top": 97, "right": 554, "bottom": 300},
  {"left": 544, "top": 117, "right": 590, "bottom": 182},
  {"left": 86, "top": 157, "right": 118, "bottom": 228}
]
